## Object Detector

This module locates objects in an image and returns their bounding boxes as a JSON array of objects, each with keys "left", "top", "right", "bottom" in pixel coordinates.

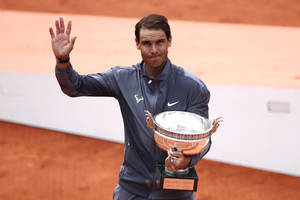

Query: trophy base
[{"left": 157, "top": 164, "right": 198, "bottom": 192}]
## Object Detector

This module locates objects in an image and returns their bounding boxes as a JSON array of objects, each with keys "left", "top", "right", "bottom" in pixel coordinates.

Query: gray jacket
[{"left": 55, "top": 59, "right": 211, "bottom": 199}]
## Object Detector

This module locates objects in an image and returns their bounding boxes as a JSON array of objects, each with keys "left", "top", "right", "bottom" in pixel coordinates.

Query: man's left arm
[
  {"left": 185, "top": 81, "right": 211, "bottom": 167},
  {"left": 165, "top": 81, "right": 211, "bottom": 171}
]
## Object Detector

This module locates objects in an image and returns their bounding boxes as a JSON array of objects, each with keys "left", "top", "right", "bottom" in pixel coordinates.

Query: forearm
[
  {"left": 189, "top": 138, "right": 211, "bottom": 167},
  {"left": 185, "top": 82, "right": 211, "bottom": 167},
  {"left": 55, "top": 62, "right": 80, "bottom": 97},
  {"left": 55, "top": 61, "right": 117, "bottom": 97}
]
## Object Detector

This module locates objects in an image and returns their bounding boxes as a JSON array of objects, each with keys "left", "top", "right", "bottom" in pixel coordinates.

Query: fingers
[
  {"left": 169, "top": 151, "right": 183, "bottom": 158},
  {"left": 51, "top": 17, "right": 75, "bottom": 44},
  {"left": 166, "top": 148, "right": 183, "bottom": 170},
  {"left": 166, "top": 155, "right": 190, "bottom": 171},
  {"left": 69, "top": 36, "right": 77, "bottom": 51},
  {"left": 165, "top": 155, "right": 176, "bottom": 171},
  {"left": 59, "top": 17, "right": 65, "bottom": 33},
  {"left": 166, "top": 148, "right": 191, "bottom": 170},
  {"left": 54, "top": 17, "right": 70, "bottom": 35},
  {"left": 55, "top": 19, "right": 60, "bottom": 35},
  {"left": 66, "top": 20, "right": 72, "bottom": 39},
  {"left": 71, "top": 36, "right": 77, "bottom": 45},
  {"left": 49, "top": 27, "right": 55, "bottom": 38},
  {"left": 50, "top": 17, "right": 76, "bottom": 56},
  {"left": 168, "top": 148, "right": 183, "bottom": 158}
]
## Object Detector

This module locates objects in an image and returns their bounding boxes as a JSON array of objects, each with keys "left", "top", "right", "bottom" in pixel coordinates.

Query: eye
[
  {"left": 142, "top": 41, "right": 151, "bottom": 46},
  {"left": 157, "top": 39, "right": 165, "bottom": 45}
]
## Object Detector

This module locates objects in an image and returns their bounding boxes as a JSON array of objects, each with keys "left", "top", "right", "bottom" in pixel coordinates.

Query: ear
[
  {"left": 135, "top": 38, "right": 141, "bottom": 50},
  {"left": 167, "top": 35, "right": 172, "bottom": 47}
]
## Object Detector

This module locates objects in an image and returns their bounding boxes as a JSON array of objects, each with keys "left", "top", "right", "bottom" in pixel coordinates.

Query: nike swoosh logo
[{"left": 167, "top": 101, "right": 179, "bottom": 107}]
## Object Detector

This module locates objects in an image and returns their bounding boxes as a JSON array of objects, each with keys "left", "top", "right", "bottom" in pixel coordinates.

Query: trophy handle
[
  {"left": 144, "top": 110, "right": 155, "bottom": 130},
  {"left": 210, "top": 117, "right": 223, "bottom": 134}
]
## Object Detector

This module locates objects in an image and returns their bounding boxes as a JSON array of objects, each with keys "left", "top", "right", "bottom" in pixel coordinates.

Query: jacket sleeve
[
  {"left": 55, "top": 64, "right": 119, "bottom": 98},
  {"left": 186, "top": 81, "right": 211, "bottom": 167}
]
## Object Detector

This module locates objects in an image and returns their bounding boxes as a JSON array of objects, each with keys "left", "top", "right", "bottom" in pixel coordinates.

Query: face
[{"left": 136, "top": 28, "right": 172, "bottom": 75}]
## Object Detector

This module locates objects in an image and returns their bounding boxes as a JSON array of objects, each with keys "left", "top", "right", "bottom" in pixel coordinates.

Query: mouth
[{"left": 150, "top": 55, "right": 161, "bottom": 60}]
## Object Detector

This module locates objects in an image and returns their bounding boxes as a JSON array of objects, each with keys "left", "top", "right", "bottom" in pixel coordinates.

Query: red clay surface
[
  {"left": 1, "top": 1, "right": 300, "bottom": 200},
  {"left": 1, "top": 121, "right": 300, "bottom": 200}
]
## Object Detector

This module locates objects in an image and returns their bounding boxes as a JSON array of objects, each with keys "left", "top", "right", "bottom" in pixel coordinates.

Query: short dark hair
[{"left": 135, "top": 14, "right": 171, "bottom": 42}]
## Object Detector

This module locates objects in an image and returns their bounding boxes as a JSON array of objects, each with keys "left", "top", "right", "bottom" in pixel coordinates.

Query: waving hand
[{"left": 49, "top": 17, "right": 77, "bottom": 60}]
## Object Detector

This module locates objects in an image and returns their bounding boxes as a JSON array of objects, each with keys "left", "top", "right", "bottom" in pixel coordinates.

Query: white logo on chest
[
  {"left": 167, "top": 101, "right": 179, "bottom": 107},
  {"left": 134, "top": 94, "right": 144, "bottom": 103}
]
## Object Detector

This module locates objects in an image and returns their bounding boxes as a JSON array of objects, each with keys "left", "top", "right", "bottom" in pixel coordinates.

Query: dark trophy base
[{"left": 157, "top": 164, "right": 198, "bottom": 192}]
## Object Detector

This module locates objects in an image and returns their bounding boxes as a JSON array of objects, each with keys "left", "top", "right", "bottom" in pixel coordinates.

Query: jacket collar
[{"left": 140, "top": 59, "right": 172, "bottom": 81}]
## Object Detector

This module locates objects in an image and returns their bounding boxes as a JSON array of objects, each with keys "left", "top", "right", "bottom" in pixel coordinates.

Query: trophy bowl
[{"left": 145, "top": 110, "right": 222, "bottom": 155}]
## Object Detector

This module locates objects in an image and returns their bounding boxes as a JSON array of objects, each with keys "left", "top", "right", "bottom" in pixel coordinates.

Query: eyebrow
[
  {"left": 157, "top": 39, "right": 165, "bottom": 43},
  {"left": 141, "top": 38, "right": 166, "bottom": 43}
]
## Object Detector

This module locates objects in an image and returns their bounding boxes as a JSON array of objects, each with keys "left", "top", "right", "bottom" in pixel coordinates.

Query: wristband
[{"left": 56, "top": 56, "right": 70, "bottom": 63}]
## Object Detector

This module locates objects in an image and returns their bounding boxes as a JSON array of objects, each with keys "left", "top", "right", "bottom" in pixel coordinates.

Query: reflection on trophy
[{"left": 144, "top": 110, "right": 222, "bottom": 191}]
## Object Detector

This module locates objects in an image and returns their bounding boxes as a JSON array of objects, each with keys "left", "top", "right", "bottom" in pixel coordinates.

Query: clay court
[{"left": 1, "top": 0, "right": 300, "bottom": 200}]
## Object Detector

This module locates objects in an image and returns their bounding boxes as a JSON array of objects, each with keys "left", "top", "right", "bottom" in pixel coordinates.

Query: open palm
[{"left": 49, "top": 17, "right": 76, "bottom": 59}]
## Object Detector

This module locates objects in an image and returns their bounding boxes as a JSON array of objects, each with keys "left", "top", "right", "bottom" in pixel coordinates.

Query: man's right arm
[
  {"left": 55, "top": 62, "right": 117, "bottom": 97},
  {"left": 50, "top": 17, "right": 117, "bottom": 98}
]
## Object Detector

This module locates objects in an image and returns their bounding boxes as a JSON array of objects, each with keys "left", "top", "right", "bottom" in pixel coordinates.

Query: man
[{"left": 49, "top": 14, "right": 211, "bottom": 200}]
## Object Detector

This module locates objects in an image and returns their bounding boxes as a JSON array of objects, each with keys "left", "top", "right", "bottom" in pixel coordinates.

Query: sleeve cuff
[{"left": 55, "top": 63, "right": 73, "bottom": 73}]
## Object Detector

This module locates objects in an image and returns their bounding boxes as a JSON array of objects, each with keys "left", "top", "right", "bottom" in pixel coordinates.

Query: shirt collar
[{"left": 141, "top": 59, "right": 172, "bottom": 81}]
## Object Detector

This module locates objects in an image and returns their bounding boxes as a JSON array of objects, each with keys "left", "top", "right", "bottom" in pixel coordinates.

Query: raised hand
[{"left": 49, "top": 17, "right": 77, "bottom": 59}]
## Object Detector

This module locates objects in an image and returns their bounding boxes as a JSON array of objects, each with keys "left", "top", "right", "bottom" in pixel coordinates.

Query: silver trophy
[{"left": 145, "top": 110, "right": 222, "bottom": 191}]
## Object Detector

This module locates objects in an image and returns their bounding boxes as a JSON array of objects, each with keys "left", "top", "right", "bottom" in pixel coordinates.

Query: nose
[{"left": 150, "top": 44, "right": 158, "bottom": 54}]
